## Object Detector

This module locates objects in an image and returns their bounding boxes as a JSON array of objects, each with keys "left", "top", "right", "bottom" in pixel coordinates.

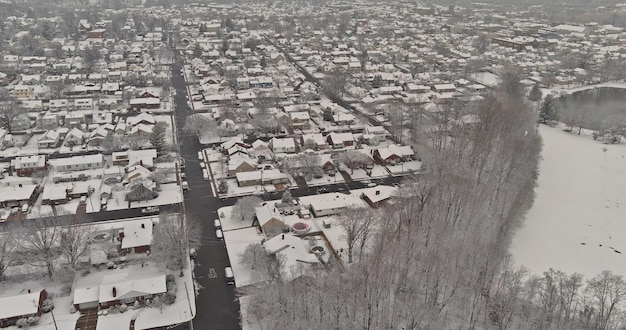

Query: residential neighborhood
[{"left": 0, "top": 0, "right": 624, "bottom": 329}]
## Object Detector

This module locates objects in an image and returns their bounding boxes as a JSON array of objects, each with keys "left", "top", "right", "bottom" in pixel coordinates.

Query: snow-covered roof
[
  {"left": 254, "top": 204, "right": 284, "bottom": 227},
  {"left": 121, "top": 218, "right": 153, "bottom": 249},
  {"left": 308, "top": 192, "right": 363, "bottom": 212},
  {"left": 0, "top": 184, "right": 37, "bottom": 203},
  {"left": 376, "top": 145, "right": 414, "bottom": 160},
  {"left": 361, "top": 186, "right": 397, "bottom": 204},
  {"left": 99, "top": 274, "right": 166, "bottom": 304},
  {"left": 0, "top": 291, "right": 43, "bottom": 320}
]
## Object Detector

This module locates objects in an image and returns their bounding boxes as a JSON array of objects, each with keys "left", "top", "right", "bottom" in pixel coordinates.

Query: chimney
[
  {"left": 27, "top": 289, "right": 31, "bottom": 293},
  {"left": 141, "top": 223, "right": 145, "bottom": 229},
  {"left": 112, "top": 286, "right": 117, "bottom": 297},
  {"left": 375, "top": 190, "right": 380, "bottom": 195},
  {"left": 281, "top": 234, "right": 285, "bottom": 240}
]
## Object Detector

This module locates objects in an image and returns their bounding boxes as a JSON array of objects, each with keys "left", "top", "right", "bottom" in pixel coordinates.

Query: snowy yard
[{"left": 511, "top": 126, "right": 626, "bottom": 278}]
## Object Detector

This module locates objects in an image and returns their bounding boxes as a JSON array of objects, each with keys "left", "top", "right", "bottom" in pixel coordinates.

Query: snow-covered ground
[
  {"left": 223, "top": 227, "right": 265, "bottom": 288},
  {"left": 511, "top": 126, "right": 626, "bottom": 279}
]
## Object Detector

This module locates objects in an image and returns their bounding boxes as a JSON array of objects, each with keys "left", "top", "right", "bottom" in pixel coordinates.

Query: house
[
  {"left": 326, "top": 132, "right": 354, "bottom": 148},
  {"left": 0, "top": 288, "right": 47, "bottom": 328},
  {"left": 49, "top": 154, "right": 105, "bottom": 172},
  {"left": 262, "top": 234, "right": 319, "bottom": 279},
  {"left": 88, "top": 127, "right": 108, "bottom": 146},
  {"left": 64, "top": 128, "right": 85, "bottom": 147},
  {"left": 87, "top": 28, "right": 106, "bottom": 38},
  {"left": 372, "top": 146, "right": 415, "bottom": 165},
  {"left": 125, "top": 183, "right": 157, "bottom": 202},
  {"left": 127, "top": 165, "right": 151, "bottom": 185},
  {"left": 129, "top": 98, "right": 160, "bottom": 110},
  {"left": 301, "top": 133, "right": 327, "bottom": 150},
  {"left": 120, "top": 219, "right": 153, "bottom": 254},
  {"left": 220, "top": 138, "right": 249, "bottom": 154},
  {"left": 0, "top": 184, "right": 38, "bottom": 208},
  {"left": 255, "top": 204, "right": 285, "bottom": 235},
  {"left": 308, "top": 192, "right": 363, "bottom": 217},
  {"left": 74, "top": 98, "right": 94, "bottom": 110},
  {"left": 38, "top": 130, "right": 60, "bottom": 149},
  {"left": 227, "top": 155, "right": 257, "bottom": 176},
  {"left": 361, "top": 186, "right": 396, "bottom": 208},
  {"left": 332, "top": 113, "right": 356, "bottom": 125},
  {"left": 431, "top": 84, "right": 456, "bottom": 93},
  {"left": 41, "top": 184, "right": 69, "bottom": 205},
  {"left": 73, "top": 272, "right": 166, "bottom": 311},
  {"left": 270, "top": 137, "right": 296, "bottom": 154},
  {"left": 235, "top": 169, "right": 289, "bottom": 187},
  {"left": 14, "top": 155, "right": 47, "bottom": 177},
  {"left": 289, "top": 112, "right": 311, "bottom": 129},
  {"left": 127, "top": 113, "right": 156, "bottom": 126}
]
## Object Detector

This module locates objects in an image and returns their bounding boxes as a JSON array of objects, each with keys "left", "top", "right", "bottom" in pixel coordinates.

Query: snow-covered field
[{"left": 511, "top": 126, "right": 626, "bottom": 279}]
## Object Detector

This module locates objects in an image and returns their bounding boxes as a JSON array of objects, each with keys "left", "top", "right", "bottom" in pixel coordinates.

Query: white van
[
  {"left": 215, "top": 229, "right": 223, "bottom": 239},
  {"left": 21, "top": 204, "right": 29, "bottom": 213},
  {"left": 202, "top": 169, "right": 209, "bottom": 181},
  {"left": 214, "top": 219, "right": 221, "bottom": 229},
  {"left": 197, "top": 151, "right": 204, "bottom": 161},
  {"left": 182, "top": 181, "right": 189, "bottom": 191},
  {"left": 225, "top": 267, "right": 235, "bottom": 285}
]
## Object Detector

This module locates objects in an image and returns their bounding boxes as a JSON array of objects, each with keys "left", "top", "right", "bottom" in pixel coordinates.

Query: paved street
[{"left": 170, "top": 55, "right": 241, "bottom": 330}]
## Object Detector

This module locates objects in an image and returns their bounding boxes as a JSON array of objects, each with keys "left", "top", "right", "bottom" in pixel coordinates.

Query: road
[{"left": 170, "top": 54, "right": 241, "bottom": 330}]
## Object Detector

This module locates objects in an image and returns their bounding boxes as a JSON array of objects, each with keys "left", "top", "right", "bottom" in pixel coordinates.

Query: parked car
[
  {"left": 225, "top": 266, "right": 235, "bottom": 285},
  {"left": 189, "top": 248, "right": 197, "bottom": 259},
  {"left": 214, "top": 219, "right": 221, "bottom": 229},
  {"left": 11, "top": 207, "right": 19, "bottom": 215},
  {"left": 182, "top": 181, "right": 189, "bottom": 190},
  {"left": 216, "top": 229, "right": 223, "bottom": 239},
  {"left": 21, "top": 204, "right": 29, "bottom": 213},
  {"left": 197, "top": 151, "right": 204, "bottom": 161},
  {"left": 224, "top": 267, "right": 235, "bottom": 285},
  {"left": 142, "top": 206, "right": 160, "bottom": 215},
  {"left": 79, "top": 196, "right": 87, "bottom": 204}
]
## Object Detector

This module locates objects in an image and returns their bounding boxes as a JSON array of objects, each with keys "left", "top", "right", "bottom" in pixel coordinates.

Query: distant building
[{"left": 49, "top": 154, "right": 105, "bottom": 172}]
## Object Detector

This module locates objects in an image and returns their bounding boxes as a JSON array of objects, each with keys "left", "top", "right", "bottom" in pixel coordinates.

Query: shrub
[
  {"left": 41, "top": 299, "right": 54, "bottom": 313},
  {"left": 119, "top": 304, "right": 128, "bottom": 313},
  {"left": 163, "top": 292, "right": 176, "bottom": 305},
  {"left": 16, "top": 316, "right": 40, "bottom": 328}
]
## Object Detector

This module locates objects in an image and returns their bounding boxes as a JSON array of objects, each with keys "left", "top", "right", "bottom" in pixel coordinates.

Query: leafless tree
[
  {"left": 11, "top": 213, "right": 63, "bottom": 279},
  {"left": 337, "top": 150, "right": 372, "bottom": 174},
  {"left": 585, "top": 270, "right": 626, "bottom": 330},
  {"left": 322, "top": 67, "right": 348, "bottom": 97},
  {"left": 240, "top": 242, "right": 285, "bottom": 285},
  {"left": 231, "top": 196, "right": 263, "bottom": 225},
  {"left": 0, "top": 90, "right": 24, "bottom": 134},
  {"left": 151, "top": 214, "right": 201, "bottom": 274},
  {"left": 183, "top": 114, "right": 218, "bottom": 141},
  {"left": 60, "top": 216, "right": 94, "bottom": 268},
  {"left": 337, "top": 206, "right": 377, "bottom": 264}
]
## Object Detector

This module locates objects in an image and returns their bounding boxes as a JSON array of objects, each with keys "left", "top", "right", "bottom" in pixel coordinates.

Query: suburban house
[
  {"left": 262, "top": 234, "right": 320, "bottom": 280},
  {"left": 326, "top": 132, "right": 354, "bottom": 148},
  {"left": 38, "top": 130, "right": 60, "bottom": 149},
  {"left": 0, "top": 288, "right": 47, "bottom": 328},
  {"left": 361, "top": 186, "right": 396, "bottom": 208},
  {"left": 300, "top": 133, "right": 328, "bottom": 150},
  {"left": 270, "top": 137, "right": 296, "bottom": 154},
  {"left": 308, "top": 192, "right": 363, "bottom": 217},
  {"left": 49, "top": 154, "right": 105, "bottom": 172},
  {"left": 63, "top": 128, "right": 85, "bottom": 147},
  {"left": 0, "top": 184, "right": 38, "bottom": 208},
  {"left": 288, "top": 112, "right": 311, "bottom": 129},
  {"left": 235, "top": 169, "right": 289, "bottom": 187},
  {"left": 119, "top": 218, "right": 153, "bottom": 255},
  {"left": 227, "top": 155, "right": 257, "bottom": 176},
  {"left": 73, "top": 272, "right": 166, "bottom": 311},
  {"left": 255, "top": 204, "right": 285, "bottom": 235},
  {"left": 431, "top": 84, "right": 457, "bottom": 93},
  {"left": 14, "top": 155, "right": 47, "bottom": 177},
  {"left": 129, "top": 98, "right": 160, "bottom": 110},
  {"left": 372, "top": 146, "right": 415, "bottom": 165}
]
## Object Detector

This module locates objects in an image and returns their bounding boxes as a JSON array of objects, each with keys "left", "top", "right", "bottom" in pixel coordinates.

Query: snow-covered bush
[
  {"left": 163, "top": 292, "right": 176, "bottom": 305},
  {"left": 119, "top": 304, "right": 128, "bottom": 313},
  {"left": 16, "top": 316, "right": 39, "bottom": 328},
  {"left": 41, "top": 299, "right": 54, "bottom": 313}
]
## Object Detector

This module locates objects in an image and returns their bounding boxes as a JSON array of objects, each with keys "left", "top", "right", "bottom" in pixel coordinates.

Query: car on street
[
  {"left": 142, "top": 206, "right": 160, "bottom": 215},
  {"left": 182, "top": 181, "right": 189, "bottom": 190},
  {"left": 225, "top": 266, "right": 235, "bottom": 285},
  {"left": 189, "top": 248, "right": 197, "bottom": 259},
  {"left": 11, "top": 207, "right": 19, "bottom": 215},
  {"left": 214, "top": 219, "right": 221, "bottom": 229},
  {"left": 216, "top": 229, "right": 223, "bottom": 239}
]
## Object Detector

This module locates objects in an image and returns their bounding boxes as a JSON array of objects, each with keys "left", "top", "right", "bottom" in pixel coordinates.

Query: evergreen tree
[
  {"left": 281, "top": 190, "right": 293, "bottom": 207},
  {"left": 150, "top": 122, "right": 168, "bottom": 156},
  {"left": 193, "top": 43, "right": 202, "bottom": 59},
  {"left": 528, "top": 84, "right": 543, "bottom": 103},
  {"left": 539, "top": 94, "right": 559, "bottom": 125}
]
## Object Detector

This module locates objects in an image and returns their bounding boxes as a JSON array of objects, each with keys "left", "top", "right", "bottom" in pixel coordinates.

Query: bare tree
[
  {"left": 0, "top": 90, "right": 24, "bottom": 134},
  {"left": 239, "top": 242, "right": 285, "bottom": 284},
  {"left": 11, "top": 214, "right": 63, "bottom": 279},
  {"left": 336, "top": 150, "right": 372, "bottom": 175},
  {"left": 586, "top": 270, "right": 626, "bottom": 330},
  {"left": 151, "top": 214, "right": 201, "bottom": 275},
  {"left": 337, "top": 206, "right": 376, "bottom": 264},
  {"left": 231, "top": 196, "right": 263, "bottom": 225},
  {"left": 60, "top": 217, "right": 94, "bottom": 268},
  {"left": 183, "top": 114, "right": 218, "bottom": 141},
  {"left": 322, "top": 67, "right": 348, "bottom": 97}
]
